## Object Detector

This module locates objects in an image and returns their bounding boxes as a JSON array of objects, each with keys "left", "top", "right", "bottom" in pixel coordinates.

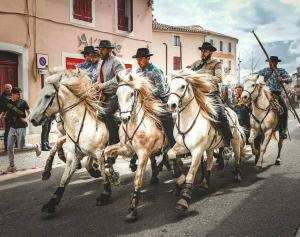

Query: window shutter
[
  {"left": 173, "top": 57, "right": 181, "bottom": 70},
  {"left": 118, "top": 0, "right": 127, "bottom": 31},
  {"left": 73, "top": 0, "right": 93, "bottom": 23}
]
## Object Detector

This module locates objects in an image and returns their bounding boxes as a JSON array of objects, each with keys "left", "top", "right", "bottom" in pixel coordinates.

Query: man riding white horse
[
  {"left": 96, "top": 40, "right": 125, "bottom": 155},
  {"left": 187, "top": 42, "right": 233, "bottom": 154},
  {"left": 257, "top": 56, "right": 292, "bottom": 139},
  {"left": 129, "top": 48, "right": 175, "bottom": 171}
]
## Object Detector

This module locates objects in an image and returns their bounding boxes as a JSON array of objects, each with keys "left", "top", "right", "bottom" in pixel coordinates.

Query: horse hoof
[
  {"left": 150, "top": 177, "right": 159, "bottom": 185},
  {"left": 41, "top": 202, "right": 56, "bottom": 214},
  {"left": 125, "top": 209, "right": 137, "bottom": 222},
  {"left": 275, "top": 160, "right": 281, "bottom": 166},
  {"left": 175, "top": 199, "right": 188, "bottom": 212},
  {"left": 199, "top": 180, "right": 209, "bottom": 190},
  {"left": 96, "top": 194, "right": 111, "bottom": 206},
  {"left": 42, "top": 171, "right": 51, "bottom": 180},
  {"left": 87, "top": 168, "right": 102, "bottom": 178},
  {"left": 234, "top": 174, "right": 242, "bottom": 182}
]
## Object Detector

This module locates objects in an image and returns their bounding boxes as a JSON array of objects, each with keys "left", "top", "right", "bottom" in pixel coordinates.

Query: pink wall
[{"left": 0, "top": 0, "right": 153, "bottom": 111}]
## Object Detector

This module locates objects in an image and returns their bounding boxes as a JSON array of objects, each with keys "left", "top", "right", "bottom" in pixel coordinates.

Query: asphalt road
[{"left": 0, "top": 116, "right": 300, "bottom": 237}]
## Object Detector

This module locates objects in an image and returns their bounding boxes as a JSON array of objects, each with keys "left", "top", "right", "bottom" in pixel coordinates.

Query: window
[
  {"left": 228, "top": 60, "right": 232, "bottom": 70},
  {"left": 70, "top": 0, "right": 95, "bottom": 27},
  {"left": 73, "top": 0, "right": 93, "bottom": 22},
  {"left": 117, "top": 0, "right": 133, "bottom": 32},
  {"left": 174, "top": 36, "right": 181, "bottom": 46},
  {"left": 228, "top": 42, "right": 232, "bottom": 53},
  {"left": 209, "top": 39, "right": 214, "bottom": 45},
  {"left": 173, "top": 57, "right": 181, "bottom": 70},
  {"left": 220, "top": 41, "right": 223, "bottom": 51}
]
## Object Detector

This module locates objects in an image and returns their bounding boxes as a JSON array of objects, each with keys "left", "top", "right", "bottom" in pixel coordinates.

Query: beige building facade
[
  {"left": 151, "top": 21, "right": 239, "bottom": 85},
  {"left": 0, "top": 0, "right": 153, "bottom": 133}
]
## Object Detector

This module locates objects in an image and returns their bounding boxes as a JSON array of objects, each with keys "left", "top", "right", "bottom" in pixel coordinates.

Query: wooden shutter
[
  {"left": 173, "top": 57, "right": 181, "bottom": 70},
  {"left": 73, "top": 0, "right": 92, "bottom": 23},
  {"left": 118, "top": 0, "right": 127, "bottom": 31}
]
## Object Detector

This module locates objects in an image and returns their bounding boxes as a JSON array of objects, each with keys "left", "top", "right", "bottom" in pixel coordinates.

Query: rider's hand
[
  {"left": 277, "top": 76, "right": 283, "bottom": 82},
  {"left": 21, "top": 117, "right": 27, "bottom": 123},
  {"left": 97, "top": 83, "right": 105, "bottom": 91}
]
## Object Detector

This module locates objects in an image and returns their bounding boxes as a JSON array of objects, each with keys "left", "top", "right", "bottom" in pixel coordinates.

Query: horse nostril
[{"left": 171, "top": 103, "right": 177, "bottom": 109}]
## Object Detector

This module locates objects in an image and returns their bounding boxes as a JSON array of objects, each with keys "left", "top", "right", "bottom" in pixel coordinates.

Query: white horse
[
  {"left": 30, "top": 68, "right": 111, "bottom": 214},
  {"left": 167, "top": 72, "right": 246, "bottom": 212},
  {"left": 241, "top": 74, "right": 283, "bottom": 168},
  {"left": 103, "top": 71, "right": 168, "bottom": 222}
]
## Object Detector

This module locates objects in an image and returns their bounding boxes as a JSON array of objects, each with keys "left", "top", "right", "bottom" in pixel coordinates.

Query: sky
[{"left": 153, "top": 0, "right": 300, "bottom": 76}]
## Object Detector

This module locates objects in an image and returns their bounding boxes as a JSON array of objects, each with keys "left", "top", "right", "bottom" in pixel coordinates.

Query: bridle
[
  {"left": 117, "top": 83, "right": 145, "bottom": 145},
  {"left": 170, "top": 77, "right": 201, "bottom": 150}
]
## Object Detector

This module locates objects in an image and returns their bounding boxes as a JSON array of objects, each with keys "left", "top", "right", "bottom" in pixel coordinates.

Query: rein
[
  {"left": 118, "top": 83, "right": 146, "bottom": 145},
  {"left": 171, "top": 78, "right": 200, "bottom": 150}
]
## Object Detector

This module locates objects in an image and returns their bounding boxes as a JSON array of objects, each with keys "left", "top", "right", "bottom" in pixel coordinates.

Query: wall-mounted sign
[
  {"left": 66, "top": 57, "right": 85, "bottom": 70},
  {"left": 37, "top": 54, "right": 49, "bottom": 69}
]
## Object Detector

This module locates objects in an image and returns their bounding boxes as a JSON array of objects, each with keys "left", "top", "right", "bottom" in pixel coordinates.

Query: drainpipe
[
  {"left": 163, "top": 43, "right": 168, "bottom": 75},
  {"left": 179, "top": 41, "right": 182, "bottom": 69}
]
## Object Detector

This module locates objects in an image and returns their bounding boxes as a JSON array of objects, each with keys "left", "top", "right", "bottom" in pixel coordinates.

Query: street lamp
[{"left": 163, "top": 43, "right": 168, "bottom": 75}]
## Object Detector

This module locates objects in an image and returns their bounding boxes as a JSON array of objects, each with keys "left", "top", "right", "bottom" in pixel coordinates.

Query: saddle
[{"left": 270, "top": 94, "right": 284, "bottom": 115}]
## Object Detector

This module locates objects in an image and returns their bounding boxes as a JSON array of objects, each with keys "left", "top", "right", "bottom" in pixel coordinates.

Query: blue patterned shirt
[
  {"left": 78, "top": 61, "right": 92, "bottom": 70},
  {"left": 257, "top": 67, "right": 292, "bottom": 92},
  {"left": 136, "top": 63, "right": 169, "bottom": 98}
]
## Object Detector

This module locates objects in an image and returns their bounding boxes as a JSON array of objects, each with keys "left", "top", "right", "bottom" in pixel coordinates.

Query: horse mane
[
  {"left": 57, "top": 68, "right": 103, "bottom": 117},
  {"left": 176, "top": 72, "right": 217, "bottom": 121},
  {"left": 117, "top": 70, "right": 164, "bottom": 125}
]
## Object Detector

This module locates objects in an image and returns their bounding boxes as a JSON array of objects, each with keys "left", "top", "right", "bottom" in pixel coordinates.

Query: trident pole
[{"left": 252, "top": 30, "right": 300, "bottom": 124}]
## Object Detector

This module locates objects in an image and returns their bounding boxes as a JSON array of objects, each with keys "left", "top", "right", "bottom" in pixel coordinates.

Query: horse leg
[
  {"left": 176, "top": 148, "right": 204, "bottom": 212},
  {"left": 125, "top": 150, "right": 149, "bottom": 222},
  {"left": 85, "top": 156, "right": 101, "bottom": 178},
  {"left": 199, "top": 150, "right": 214, "bottom": 189},
  {"left": 42, "top": 143, "right": 57, "bottom": 180},
  {"left": 167, "top": 143, "right": 189, "bottom": 195},
  {"left": 249, "top": 128, "right": 259, "bottom": 156},
  {"left": 150, "top": 156, "right": 159, "bottom": 185},
  {"left": 275, "top": 137, "right": 284, "bottom": 165},
  {"left": 256, "top": 129, "right": 273, "bottom": 168},
  {"left": 41, "top": 144, "right": 80, "bottom": 214},
  {"left": 232, "top": 139, "right": 242, "bottom": 182}
]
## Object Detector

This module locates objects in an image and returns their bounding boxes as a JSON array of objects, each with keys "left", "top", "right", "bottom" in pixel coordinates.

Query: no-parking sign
[{"left": 37, "top": 54, "right": 49, "bottom": 69}]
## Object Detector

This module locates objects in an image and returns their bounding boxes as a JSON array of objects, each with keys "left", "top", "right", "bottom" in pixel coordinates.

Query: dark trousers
[
  {"left": 103, "top": 114, "right": 120, "bottom": 145},
  {"left": 272, "top": 91, "right": 288, "bottom": 131},
  {"left": 208, "top": 93, "right": 233, "bottom": 146},
  {"left": 160, "top": 112, "right": 176, "bottom": 147},
  {"left": 41, "top": 119, "right": 52, "bottom": 147}
]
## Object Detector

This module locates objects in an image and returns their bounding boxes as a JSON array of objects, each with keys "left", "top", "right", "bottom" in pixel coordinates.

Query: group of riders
[{"left": 77, "top": 39, "right": 291, "bottom": 167}]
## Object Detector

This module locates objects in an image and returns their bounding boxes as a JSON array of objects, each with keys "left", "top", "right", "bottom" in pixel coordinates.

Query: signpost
[{"left": 36, "top": 54, "right": 49, "bottom": 88}]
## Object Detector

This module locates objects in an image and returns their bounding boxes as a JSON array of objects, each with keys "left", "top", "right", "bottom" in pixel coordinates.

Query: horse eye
[
  {"left": 181, "top": 85, "right": 185, "bottom": 90},
  {"left": 45, "top": 94, "right": 51, "bottom": 99}
]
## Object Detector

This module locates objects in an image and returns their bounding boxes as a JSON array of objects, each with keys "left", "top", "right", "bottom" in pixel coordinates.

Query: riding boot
[
  {"left": 103, "top": 114, "right": 120, "bottom": 145},
  {"left": 160, "top": 112, "right": 176, "bottom": 147},
  {"left": 276, "top": 94, "right": 288, "bottom": 139}
]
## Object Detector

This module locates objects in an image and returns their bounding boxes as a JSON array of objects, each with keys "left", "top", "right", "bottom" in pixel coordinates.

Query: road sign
[{"left": 37, "top": 54, "right": 49, "bottom": 69}]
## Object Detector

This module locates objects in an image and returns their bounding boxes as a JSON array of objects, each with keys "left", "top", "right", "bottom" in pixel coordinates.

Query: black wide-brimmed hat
[
  {"left": 81, "top": 46, "right": 95, "bottom": 55},
  {"left": 96, "top": 40, "right": 115, "bottom": 49},
  {"left": 90, "top": 50, "right": 100, "bottom": 56},
  {"left": 266, "top": 56, "right": 281, "bottom": 62},
  {"left": 198, "top": 42, "right": 217, "bottom": 52},
  {"left": 132, "top": 48, "right": 153, "bottom": 58}
]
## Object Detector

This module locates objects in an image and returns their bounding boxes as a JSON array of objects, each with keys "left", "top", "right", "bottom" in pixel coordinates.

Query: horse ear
[{"left": 129, "top": 74, "right": 134, "bottom": 81}]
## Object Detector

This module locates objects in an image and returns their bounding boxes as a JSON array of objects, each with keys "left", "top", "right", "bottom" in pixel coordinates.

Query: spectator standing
[
  {"left": 0, "top": 87, "right": 41, "bottom": 173},
  {"left": 0, "top": 84, "right": 12, "bottom": 150}
]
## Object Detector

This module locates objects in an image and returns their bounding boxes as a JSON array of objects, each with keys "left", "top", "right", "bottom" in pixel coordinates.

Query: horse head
[
  {"left": 241, "top": 73, "right": 265, "bottom": 101},
  {"left": 30, "top": 70, "right": 64, "bottom": 126}
]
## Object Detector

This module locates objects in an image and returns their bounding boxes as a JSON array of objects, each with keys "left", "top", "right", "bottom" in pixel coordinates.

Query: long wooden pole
[{"left": 252, "top": 30, "right": 300, "bottom": 124}]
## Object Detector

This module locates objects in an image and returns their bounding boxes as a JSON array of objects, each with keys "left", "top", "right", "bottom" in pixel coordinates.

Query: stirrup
[{"left": 222, "top": 147, "right": 233, "bottom": 160}]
